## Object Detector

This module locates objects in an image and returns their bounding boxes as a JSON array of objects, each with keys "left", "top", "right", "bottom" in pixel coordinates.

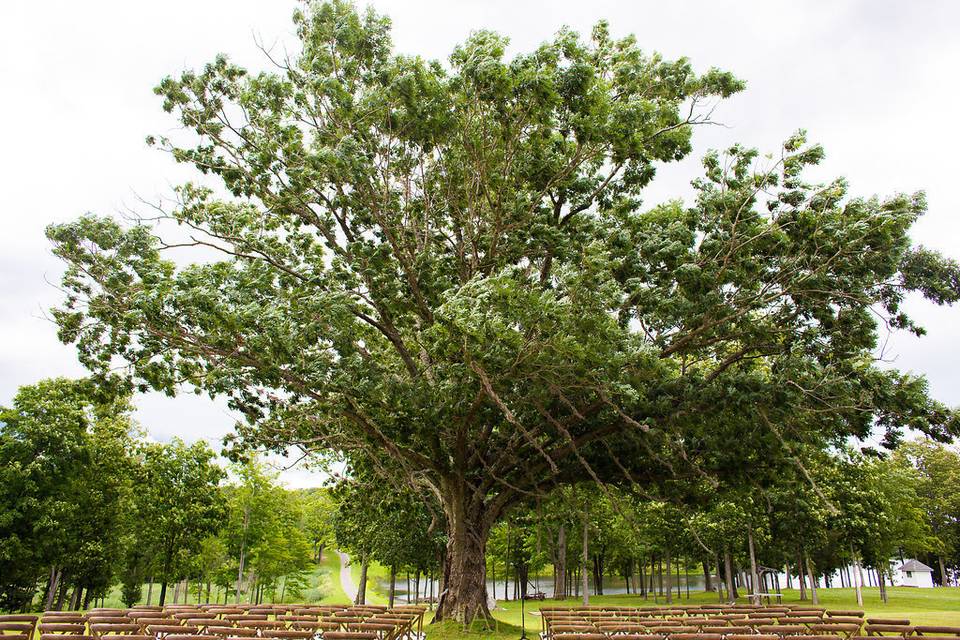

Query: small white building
[{"left": 897, "top": 559, "right": 935, "bottom": 588}]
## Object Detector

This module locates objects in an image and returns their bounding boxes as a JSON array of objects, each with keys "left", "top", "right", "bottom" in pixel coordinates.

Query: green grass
[{"left": 314, "top": 548, "right": 350, "bottom": 604}]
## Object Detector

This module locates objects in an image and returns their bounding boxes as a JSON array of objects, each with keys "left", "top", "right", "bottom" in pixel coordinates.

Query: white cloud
[{"left": 2, "top": 0, "right": 958, "bottom": 485}]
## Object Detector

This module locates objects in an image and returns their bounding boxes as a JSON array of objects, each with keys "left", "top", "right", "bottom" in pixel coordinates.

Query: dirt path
[{"left": 337, "top": 551, "right": 357, "bottom": 603}]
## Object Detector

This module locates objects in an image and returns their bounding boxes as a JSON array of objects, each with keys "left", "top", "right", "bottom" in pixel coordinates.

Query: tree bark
[
  {"left": 850, "top": 542, "right": 863, "bottom": 607},
  {"left": 44, "top": 566, "right": 60, "bottom": 611},
  {"left": 747, "top": 527, "right": 761, "bottom": 605},
  {"left": 784, "top": 559, "right": 792, "bottom": 590},
  {"left": 432, "top": 479, "right": 497, "bottom": 625},
  {"left": 389, "top": 565, "right": 397, "bottom": 608},
  {"left": 723, "top": 549, "right": 736, "bottom": 603},
  {"left": 639, "top": 561, "right": 647, "bottom": 599},
  {"left": 703, "top": 560, "right": 713, "bottom": 592},
  {"left": 552, "top": 524, "right": 565, "bottom": 600},
  {"left": 581, "top": 505, "right": 589, "bottom": 606},
  {"left": 146, "top": 575, "right": 154, "bottom": 606},
  {"left": 797, "top": 550, "right": 807, "bottom": 601},
  {"left": 665, "top": 548, "right": 673, "bottom": 604},
  {"left": 804, "top": 551, "right": 819, "bottom": 605},
  {"left": 355, "top": 557, "right": 368, "bottom": 605},
  {"left": 939, "top": 555, "right": 948, "bottom": 587}
]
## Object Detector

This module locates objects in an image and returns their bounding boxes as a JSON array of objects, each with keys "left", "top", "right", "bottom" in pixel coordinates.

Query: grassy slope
[{"left": 315, "top": 548, "right": 350, "bottom": 604}]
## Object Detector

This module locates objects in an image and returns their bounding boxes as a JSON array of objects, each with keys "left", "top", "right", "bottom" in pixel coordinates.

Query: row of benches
[
  {"left": 0, "top": 604, "right": 427, "bottom": 640},
  {"left": 538, "top": 606, "right": 960, "bottom": 640}
]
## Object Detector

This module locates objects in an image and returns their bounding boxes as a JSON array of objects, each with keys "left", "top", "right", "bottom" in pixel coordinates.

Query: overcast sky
[{"left": 2, "top": 0, "right": 958, "bottom": 487}]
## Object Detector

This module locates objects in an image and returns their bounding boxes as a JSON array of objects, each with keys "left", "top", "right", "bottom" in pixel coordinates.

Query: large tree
[{"left": 47, "top": 0, "right": 960, "bottom": 622}]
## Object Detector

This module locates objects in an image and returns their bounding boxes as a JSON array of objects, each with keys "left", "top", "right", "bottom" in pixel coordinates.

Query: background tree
[
  {"left": 299, "top": 489, "right": 336, "bottom": 564},
  {"left": 895, "top": 440, "right": 960, "bottom": 584},
  {"left": 47, "top": 0, "right": 960, "bottom": 623},
  {"left": 132, "top": 439, "right": 224, "bottom": 605}
]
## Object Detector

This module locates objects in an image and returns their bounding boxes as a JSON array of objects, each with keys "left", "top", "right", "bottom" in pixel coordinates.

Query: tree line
[
  {"left": 482, "top": 440, "right": 960, "bottom": 606},
  {"left": 0, "top": 378, "right": 330, "bottom": 612}
]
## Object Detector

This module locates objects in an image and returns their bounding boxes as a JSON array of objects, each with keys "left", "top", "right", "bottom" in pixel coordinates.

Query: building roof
[{"left": 899, "top": 559, "right": 934, "bottom": 572}]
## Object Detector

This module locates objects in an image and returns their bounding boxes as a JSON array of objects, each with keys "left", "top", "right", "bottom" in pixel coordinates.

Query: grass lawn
[{"left": 314, "top": 548, "right": 349, "bottom": 604}]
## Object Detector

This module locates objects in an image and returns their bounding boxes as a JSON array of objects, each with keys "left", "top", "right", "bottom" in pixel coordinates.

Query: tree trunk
[
  {"left": 716, "top": 556, "right": 724, "bottom": 602},
  {"left": 939, "top": 555, "right": 948, "bottom": 587},
  {"left": 432, "top": 483, "right": 495, "bottom": 625},
  {"left": 747, "top": 527, "right": 760, "bottom": 605},
  {"left": 703, "top": 560, "right": 713, "bottom": 592},
  {"left": 797, "top": 550, "right": 807, "bottom": 601},
  {"left": 723, "top": 549, "right": 736, "bottom": 603},
  {"left": 804, "top": 551, "right": 819, "bottom": 605},
  {"left": 146, "top": 575, "right": 154, "bottom": 606},
  {"left": 879, "top": 566, "right": 888, "bottom": 603},
  {"left": 54, "top": 575, "right": 68, "bottom": 610},
  {"left": 665, "top": 548, "right": 673, "bottom": 604},
  {"left": 45, "top": 566, "right": 61, "bottom": 611},
  {"left": 236, "top": 505, "right": 249, "bottom": 604},
  {"left": 850, "top": 542, "right": 863, "bottom": 606},
  {"left": 553, "top": 524, "right": 566, "bottom": 600},
  {"left": 785, "top": 559, "right": 792, "bottom": 590},
  {"left": 639, "top": 561, "right": 646, "bottom": 599},
  {"left": 389, "top": 565, "right": 397, "bottom": 608},
  {"left": 355, "top": 557, "right": 368, "bottom": 605},
  {"left": 649, "top": 554, "right": 655, "bottom": 596},
  {"left": 581, "top": 505, "right": 589, "bottom": 606}
]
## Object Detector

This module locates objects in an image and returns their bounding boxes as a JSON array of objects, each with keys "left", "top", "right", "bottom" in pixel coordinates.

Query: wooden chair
[
  {"left": 145, "top": 625, "right": 198, "bottom": 638},
  {"left": 40, "top": 624, "right": 88, "bottom": 636},
  {"left": 98, "top": 635, "right": 152, "bottom": 640},
  {"left": 864, "top": 625, "right": 914, "bottom": 638},
  {"left": 758, "top": 626, "right": 810, "bottom": 637},
  {"left": 40, "top": 635, "right": 94, "bottom": 640},
  {"left": 204, "top": 628, "right": 253, "bottom": 638},
  {"left": 91, "top": 624, "right": 141, "bottom": 638},
  {"left": 670, "top": 634, "right": 724, "bottom": 640},
  {"left": 915, "top": 628, "right": 960, "bottom": 637},
  {"left": 0, "top": 622, "right": 34, "bottom": 640},
  {"left": 258, "top": 632, "right": 314, "bottom": 640},
  {"left": 809, "top": 623, "right": 861, "bottom": 638}
]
